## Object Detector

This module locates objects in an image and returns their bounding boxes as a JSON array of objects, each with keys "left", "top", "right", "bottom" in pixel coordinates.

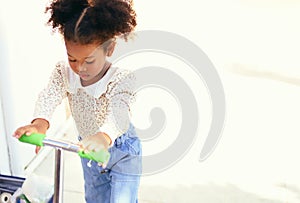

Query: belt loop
[
  {"left": 116, "top": 133, "right": 129, "bottom": 146},
  {"left": 116, "top": 136, "right": 122, "bottom": 146}
]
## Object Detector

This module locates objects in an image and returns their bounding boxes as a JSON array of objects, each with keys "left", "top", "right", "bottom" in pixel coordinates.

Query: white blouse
[{"left": 33, "top": 61, "right": 136, "bottom": 145}]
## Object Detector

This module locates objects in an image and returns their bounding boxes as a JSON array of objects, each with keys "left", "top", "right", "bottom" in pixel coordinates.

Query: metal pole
[{"left": 53, "top": 148, "right": 64, "bottom": 203}]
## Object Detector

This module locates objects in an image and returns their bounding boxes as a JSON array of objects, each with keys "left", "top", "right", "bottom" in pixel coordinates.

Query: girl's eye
[
  {"left": 85, "top": 60, "right": 95, "bottom": 64},
  {"left": 68, "top": 59, "right": 76, "bottom": 63}
]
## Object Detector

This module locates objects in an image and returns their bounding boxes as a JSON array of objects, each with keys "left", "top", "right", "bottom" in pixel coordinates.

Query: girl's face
[{"left": 65, "top": 41, "right": 108, "bottom": 86}]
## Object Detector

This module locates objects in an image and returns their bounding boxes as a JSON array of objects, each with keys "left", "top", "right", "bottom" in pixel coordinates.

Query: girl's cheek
[{"left": 70, "top": 64, "right": 79, "bottom": 73}]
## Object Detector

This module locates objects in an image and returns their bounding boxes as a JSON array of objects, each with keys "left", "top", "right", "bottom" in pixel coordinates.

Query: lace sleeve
[
  {"left": 100, "top": 69, "right": 136, "bottom": 143},
  {"left": 33, "top": 62, "right": 67, "bottom": 122}
]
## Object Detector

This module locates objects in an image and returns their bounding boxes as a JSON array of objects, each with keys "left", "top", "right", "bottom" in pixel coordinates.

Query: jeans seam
[{"left": 126, "top": 141, "right": 139, "bottom": 155}]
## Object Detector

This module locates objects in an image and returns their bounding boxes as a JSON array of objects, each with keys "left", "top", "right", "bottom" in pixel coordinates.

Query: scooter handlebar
[{"left": 18, "top": 133, "right": 110, "bottom": 164}]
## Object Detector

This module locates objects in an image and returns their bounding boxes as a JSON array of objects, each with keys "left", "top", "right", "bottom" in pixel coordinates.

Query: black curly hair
[{"left": 45, "top": 0, "right": 137, "bottom": 45}]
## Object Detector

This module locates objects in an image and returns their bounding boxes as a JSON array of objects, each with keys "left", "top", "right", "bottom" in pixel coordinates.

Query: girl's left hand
[{"left": 80, "top": 132, "right": 110, "bottom": 153}]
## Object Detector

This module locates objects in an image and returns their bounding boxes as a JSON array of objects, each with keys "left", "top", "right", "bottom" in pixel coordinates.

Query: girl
[{"left": 13, "top": 0, "right": 142, "bottom": 202}]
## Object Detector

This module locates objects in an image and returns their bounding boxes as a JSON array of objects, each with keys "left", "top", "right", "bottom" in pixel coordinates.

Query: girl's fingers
[
  {"left": 98, "top": 160, "right": 108, "bottom": 168},
  {"left": 13, "top": 126, "right": 37, "bottom": 138},
  {"left": 13, "top": 129, "right": 27, "bottom": 138},
  {"left": 81, "top": 140, "right": 104, "bottom": 153},
  {"left": 35, "top": 146, "right": 41, "bottom": 154},
  {"left": 80, "top": 140, "right": 92, "bottom": 153},
  {"left": 89, "top": 143, "right": 104, "bottom": 152}
]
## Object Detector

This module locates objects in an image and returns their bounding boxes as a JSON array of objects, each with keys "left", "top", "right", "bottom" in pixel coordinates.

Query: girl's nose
[{"left": 78, "top": 63, "right": 87, "bottom": 72}]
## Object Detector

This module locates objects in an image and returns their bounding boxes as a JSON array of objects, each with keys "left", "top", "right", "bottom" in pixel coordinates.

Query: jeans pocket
[
  {"left": 107, "top": 137, "right": 142, "bottom": 175},
  {"left": 122, "top": 137, "right": 142, "bottom": 156}
]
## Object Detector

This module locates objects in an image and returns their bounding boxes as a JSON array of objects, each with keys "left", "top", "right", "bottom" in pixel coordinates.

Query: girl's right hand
[
  {"left": 13, "top": 118, "right": 49, "bottom": 139},
  {"left": 13, "top": 124, "right": 40, "bottom": 139},
  {"left": 13, "top": 118, "right": 49, "bottom": 153},
  {"left": 13, "top": 125, "right": 42, "bottom": 153}
]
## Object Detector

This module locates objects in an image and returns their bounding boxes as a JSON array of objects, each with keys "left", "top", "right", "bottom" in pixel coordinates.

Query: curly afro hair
[{"left": 45, "top": 0, "right": 137, "bottom": 45}]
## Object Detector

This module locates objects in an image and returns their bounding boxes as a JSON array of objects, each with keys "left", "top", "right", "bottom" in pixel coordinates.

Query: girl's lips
[{"left": 79, "top": 74, "right": 89, "bottom": 79}]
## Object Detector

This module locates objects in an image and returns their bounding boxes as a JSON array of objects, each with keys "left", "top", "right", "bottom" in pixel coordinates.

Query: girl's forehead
[{"left": 65, "top": 41, "right": 102, "bottom": 59}]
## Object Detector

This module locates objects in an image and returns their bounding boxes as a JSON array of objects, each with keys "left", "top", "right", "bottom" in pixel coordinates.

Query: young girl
[{"left": 13, "top": 0, "right": 142, "bottom": 202}]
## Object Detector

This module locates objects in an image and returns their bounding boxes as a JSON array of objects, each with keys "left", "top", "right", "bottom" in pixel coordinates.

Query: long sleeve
[
  {"left": 99, "top": 69, "right": 136, "bottom": 144},
  {"left": 33, "top": 62, "right": 67, "bottom": 122}
]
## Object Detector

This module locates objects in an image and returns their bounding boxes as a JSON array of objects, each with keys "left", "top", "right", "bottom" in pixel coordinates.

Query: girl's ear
[{"left": 106, "top": 41, "right": 116, "bottom": 57}]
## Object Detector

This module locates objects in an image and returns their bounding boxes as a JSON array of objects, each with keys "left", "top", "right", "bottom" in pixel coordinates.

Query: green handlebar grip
[
  {"left": 19, "top": 133, "right": 46, "bottom": 146},
  {"left": 78, "top": 149, "right": 110, "bottom": 164},
  {"left": 19, "top": 133, "right": 110, "bottom": 163}
]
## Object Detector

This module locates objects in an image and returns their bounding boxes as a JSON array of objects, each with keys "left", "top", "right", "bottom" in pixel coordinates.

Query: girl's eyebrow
[{"left": 67, "top": 53, "right": 95, "bottom": 59}]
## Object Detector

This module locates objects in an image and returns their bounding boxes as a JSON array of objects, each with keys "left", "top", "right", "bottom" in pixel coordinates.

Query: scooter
[{"left": 17, "top": 133, "right": 110, "bottom": 203}]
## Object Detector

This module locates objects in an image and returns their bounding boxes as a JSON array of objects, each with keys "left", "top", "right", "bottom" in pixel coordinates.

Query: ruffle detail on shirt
[{"left": 56, "top": 61, "right": 118, "bottom": 98}]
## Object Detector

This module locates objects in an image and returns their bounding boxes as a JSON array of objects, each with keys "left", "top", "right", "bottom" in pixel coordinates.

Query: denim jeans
[{"left": 80, "top": 124, "right": 142, "bottom": 203}]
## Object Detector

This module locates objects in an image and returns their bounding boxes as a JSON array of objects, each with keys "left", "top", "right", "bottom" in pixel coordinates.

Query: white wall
[
  {"left": 0, "top": 22, "right": 10, "bottom": 175},
  {"left": 0, "top": 19, "right": 22, "bottom": 176},
  {"left": 0, "top": 0, "right": 66, "bottom": 176},
  {"left": 0, "top": 94, "right": 11, "bottom": 175}
]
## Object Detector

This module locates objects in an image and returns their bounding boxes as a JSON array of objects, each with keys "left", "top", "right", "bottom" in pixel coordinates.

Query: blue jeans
[{"left": 80, "top": 124, "right": 142, "bottom": 203}]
